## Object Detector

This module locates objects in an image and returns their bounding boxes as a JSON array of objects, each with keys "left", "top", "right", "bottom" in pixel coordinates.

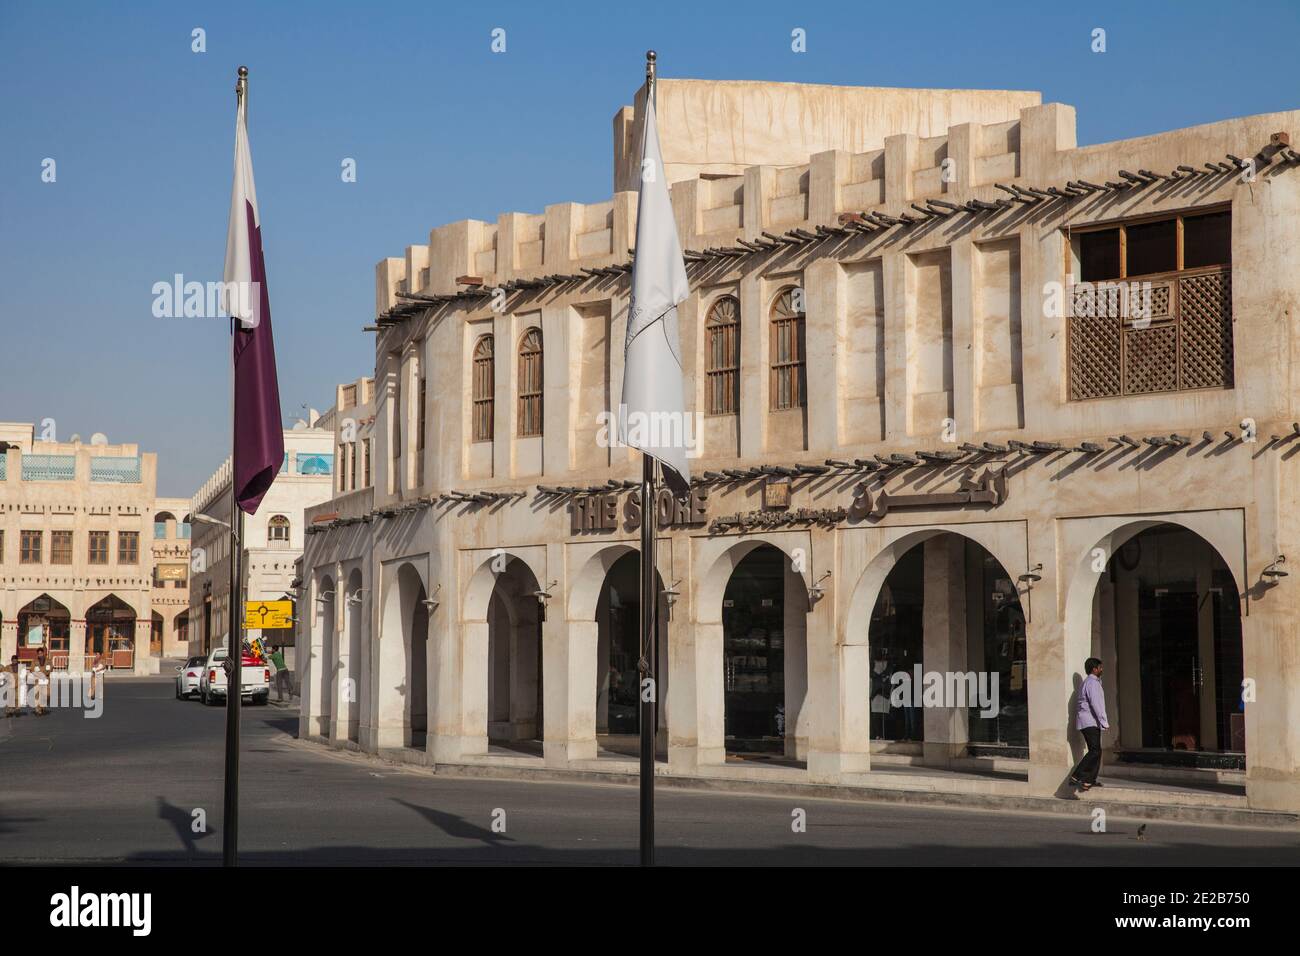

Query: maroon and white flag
[{"left": 223, "top": 81, "right": 284, "bottom": 515}]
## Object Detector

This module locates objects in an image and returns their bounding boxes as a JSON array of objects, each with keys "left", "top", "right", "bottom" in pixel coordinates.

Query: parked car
[
  {"left": 199, "top": 646, "right": 270, "bottom": 706},
  {"left": 175, "top": 655, "right": 206, "bottom": 699}
]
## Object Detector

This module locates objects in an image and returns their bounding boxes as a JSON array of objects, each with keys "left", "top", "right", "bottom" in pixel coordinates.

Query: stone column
[{"left": 922, "top": 535, "right": 968, "bottom": 767}]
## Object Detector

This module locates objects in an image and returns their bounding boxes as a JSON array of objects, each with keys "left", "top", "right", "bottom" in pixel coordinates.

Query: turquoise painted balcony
[
  {"left": 21, "top": 454, "right": 76, "bottom": 481},
  {"left": 90, "top": 456, "right": 141, "bottom": 483}
]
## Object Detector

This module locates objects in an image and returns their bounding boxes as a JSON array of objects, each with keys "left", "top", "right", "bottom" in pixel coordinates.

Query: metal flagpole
[
  {"left": 222, "top": 64, "right": 249, "bottom": 869},
  {"left": 637, "top": 50, "right": 658, "bottom": 869}
]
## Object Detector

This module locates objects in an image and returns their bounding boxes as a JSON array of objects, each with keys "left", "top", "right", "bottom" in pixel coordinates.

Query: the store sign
[
  {"left": 244, "top": 600, "right": 294, "bottom": 630},
  {"left": 156, "top": 564, "right": 187, "bottom": 581},
  {"left": 762, "top": 477, "right": 791, "bottom": 510},
  {"left": 570, "top": 487, "right": 709, "bottom": 534},
  {"left": 853, "top": 468, "right": 1008, "bottom": 520}
]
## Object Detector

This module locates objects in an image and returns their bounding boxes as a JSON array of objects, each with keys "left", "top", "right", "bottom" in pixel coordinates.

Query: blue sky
[{"left": 2, "top": 0, "right": 1296, "bottom": 496}]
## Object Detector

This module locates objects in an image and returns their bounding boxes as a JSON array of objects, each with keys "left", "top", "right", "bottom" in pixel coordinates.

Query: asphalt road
[{"left": 2, "top": 675, "right": 1298, "bottom": 866}]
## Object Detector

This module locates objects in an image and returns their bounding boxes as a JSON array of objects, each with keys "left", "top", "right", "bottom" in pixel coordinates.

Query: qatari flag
[{"left": 222, "top": 79, "right": 284, "bottom": 515}]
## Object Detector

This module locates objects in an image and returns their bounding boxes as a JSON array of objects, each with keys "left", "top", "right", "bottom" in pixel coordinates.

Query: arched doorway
[
  {"left": 317, "top": 575, "right": 336, "bottom": 734},
  {"left": 86, "top": 595, "right": 136, "bottom": 669},
  {"left": 17, "top": 594, "right": 71, "bottom": 663},
  {"left": 486, "top": 558, "right": 543, "bottom": 745},
  {"left": 377, "top": 561, "right": 430, "bottom": 750},
  {"left": 343, "top": 567, "right": 365, "bottom": 743},
  {"left": 151, "top": 611, "right": 164, "bottom": 655},
  {"left": 866, "top": 533, "right": 1028, "bottom": 752},
  {"left": 1097, "top": 524, "right": 1244, "bottom": 763},
  {"left": 721, "top": 543, "right": 809, "bottom": 756},
  {"left": 594, "top": 551, "right": 667, "bottom": 748}
]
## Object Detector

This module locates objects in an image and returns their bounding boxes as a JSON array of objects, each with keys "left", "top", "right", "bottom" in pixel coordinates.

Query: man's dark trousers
[{"left": 1072, "top": 726, "right": 1103, "bottom": 784}]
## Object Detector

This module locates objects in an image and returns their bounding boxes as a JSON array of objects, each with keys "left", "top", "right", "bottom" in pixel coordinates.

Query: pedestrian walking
[
  {"left": 88, "top": 652, "right": 107, "bottom": 701},
  {"left": 32, "top": 648, "right": 53, "bottom": 716},
  {"left": 1070, "top": 657, "right": 1109, "bottom": 792},
  {"left": 271, "top": 646, "right": 294, "bottom": 702},
  {"left": 3, "top": 654, "right": 22, "bottom": 717}
]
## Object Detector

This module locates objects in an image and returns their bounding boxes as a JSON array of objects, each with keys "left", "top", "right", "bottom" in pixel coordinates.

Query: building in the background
[
  {"left": 149, "top": 498, "right": 191, "bottom": 658},
  {"left": 186, "top": 415, "right": 336, "bottom": 661},
  {"left": 0, "top": 423, "right": 189, "bottom": 673},
  {"left": 295, "top": 77, "right": 1300, "bottom": 814}
]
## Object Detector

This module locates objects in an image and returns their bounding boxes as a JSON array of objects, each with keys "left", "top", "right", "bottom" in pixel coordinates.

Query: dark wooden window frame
[
  {"left": 769, "top": 286, "right": 807, "bottom": 411},
  {"left": 472, "top": 333, "right": 495, "bottom": 442},
  {"left": 517, "top": 327, "right": 544, "bottom": 438},
  {"left": 705, "top": 295, "right": 740, "bottom": 416}
]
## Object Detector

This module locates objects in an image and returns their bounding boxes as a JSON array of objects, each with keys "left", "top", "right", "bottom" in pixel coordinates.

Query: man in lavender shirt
[{"left": 1070, "top": 657, "right": 1109, "bottom": 791}]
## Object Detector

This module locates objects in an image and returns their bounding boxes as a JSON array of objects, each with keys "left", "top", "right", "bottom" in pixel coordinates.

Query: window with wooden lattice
[
  {"left": 472, "top": 334, "right": 495, "bottom": 442},
  {"left": 769, "top": 287, "right": 806, "bottom": 411},
  {"left": 517, "top": 327, "right": 543, "bottom": 437},
  {"left": 1067, "top": 210, "right": 1233, "bottom": 401},
  {"left": 705, "top": 295, "right": 740, "bottom": 415}
]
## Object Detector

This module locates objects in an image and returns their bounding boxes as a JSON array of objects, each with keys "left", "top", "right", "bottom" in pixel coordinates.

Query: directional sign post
[{"left": 244, "top": 600, "right": 293, "bottom": 630}]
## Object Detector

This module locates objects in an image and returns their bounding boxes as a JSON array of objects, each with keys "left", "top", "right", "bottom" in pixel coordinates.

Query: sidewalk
[{"left": 293, "top": 731, "right": 1298, "bottom": 830}]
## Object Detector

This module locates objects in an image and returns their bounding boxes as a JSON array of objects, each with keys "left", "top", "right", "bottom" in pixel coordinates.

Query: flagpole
[
  {"left": 222, "top": 64, "right": 249, "bottom": 869},
  {"left": 637, "top": 49, "right": 658, "bottom": 869}
]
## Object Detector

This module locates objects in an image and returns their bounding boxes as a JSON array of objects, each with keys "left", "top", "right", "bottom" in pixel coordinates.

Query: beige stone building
[
  {"left": 0, "top": 423, "right": 190, "bottom": 673},
  {"left": 297, "top": 78, "right": 1300, "bottom": 814},
  {"left": 186, "top": 419, "right": 336, "bottom": 659}
]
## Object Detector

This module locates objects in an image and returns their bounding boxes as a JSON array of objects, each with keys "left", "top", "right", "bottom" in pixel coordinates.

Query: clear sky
[{"left": 2, "top": 0, "right": 1296, "bottom": 496}]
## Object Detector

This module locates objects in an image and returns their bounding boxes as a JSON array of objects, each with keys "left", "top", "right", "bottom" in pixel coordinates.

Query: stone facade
[
  {"left": 298, "top": 78, "right": 1300, "bottom": 813},
  {"left": 186, "top": 421, "right": 336, "bottom": 660},
  {"left": 0, "top": 423, "right": 186, "bottom": 674}
]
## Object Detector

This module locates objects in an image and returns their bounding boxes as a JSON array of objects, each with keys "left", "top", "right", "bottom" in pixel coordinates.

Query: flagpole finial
[
  {"left": 236, "top": 65, "right": 248, "bottom": 99},
  {"left": 645, "top": 50, "right": 656, "bottom": 85}
]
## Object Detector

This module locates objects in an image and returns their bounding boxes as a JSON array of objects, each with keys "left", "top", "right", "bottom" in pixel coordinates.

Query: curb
[{"left": 294, "top": 735, "right": 1300, "bottom": 830}]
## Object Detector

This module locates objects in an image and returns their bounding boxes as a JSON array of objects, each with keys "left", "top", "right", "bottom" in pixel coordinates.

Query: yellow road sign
[{"left": 244, "top": 600, "right": 294, "bottom": 629}]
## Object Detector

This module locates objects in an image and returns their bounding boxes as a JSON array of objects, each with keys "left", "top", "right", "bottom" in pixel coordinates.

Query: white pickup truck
[{"left": 199, "top": 646, "right": 270, "bottom": 706}]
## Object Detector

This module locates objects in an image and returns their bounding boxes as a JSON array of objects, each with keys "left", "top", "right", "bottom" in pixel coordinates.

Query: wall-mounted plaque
[{"left": 762, "top": 477, "right": 791, "bottom": 510}]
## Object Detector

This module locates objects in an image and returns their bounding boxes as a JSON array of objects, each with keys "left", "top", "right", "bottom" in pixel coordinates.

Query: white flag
[{"left": 620, "top": 84, "right": 691, "bottom": 492}]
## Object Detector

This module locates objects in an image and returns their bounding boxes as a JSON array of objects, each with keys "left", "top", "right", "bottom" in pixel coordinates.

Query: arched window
[
  {"left": 769, "top": 287, "right": 806, "bottom": 411},
  {"left": 268, "top": 515, "right": 290, "bottom": 544},
  {"left": 472, "top": 334, "right": 495, "bottom": 442},
  {"left": 517, "top": 327, "right": 543, "bottom": 437},
  {"left": 705, "top": 296, "right": 740, "bottom": 415}
]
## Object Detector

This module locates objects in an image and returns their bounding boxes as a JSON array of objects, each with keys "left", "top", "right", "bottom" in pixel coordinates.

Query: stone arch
[
  {"left": 463, "top": 549, "right": 547, "bottom": 623},
  {"left": 340, "top": 566, "right": 365, "bottom": 744},
  {"left": 377, "top": 560, "right": 429, "bottom": 750},
  {"left": 1062, "top": 516, "right": 1246, "bottom": 765},
  {"left": 692, "top": 534, "right": 813, "bottom": 761},
  {"left": 840, "top": 524, "right": 1030, "bottom": 768},
  {"left": 311, "top": 574, "right": 336, "bottom": 735}
]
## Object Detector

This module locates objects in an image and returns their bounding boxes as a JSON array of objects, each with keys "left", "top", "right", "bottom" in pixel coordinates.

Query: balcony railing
[
  {"left": 21, "top": 454, "right": 76, "bottom": 481},
  {"left": 1067, "top": 266, "right": 1233, "bottom": 401},
  {"left": 90, "top": 456, "right": 142, "bottom": 483}
]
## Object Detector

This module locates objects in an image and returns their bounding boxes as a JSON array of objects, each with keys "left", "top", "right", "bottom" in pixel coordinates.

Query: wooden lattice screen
[{"left": 1067, "top": 267, "right": 1233, "bottom": 401}]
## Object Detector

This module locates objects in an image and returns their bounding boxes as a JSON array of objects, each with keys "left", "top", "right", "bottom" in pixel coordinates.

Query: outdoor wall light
[
  {"left": 1018, "top": 564, "right": 1043, "bottom": 592},
  {"left": 346, "top": 588, "right": 369, "bottom": 607},
  {"left": 661, "top": 580, "right": 681, "bottom": 619},
  {"left": 808, "top": 571, "right": 832, "bottom": 604},
  {"left": 1262, "top": 555, "right": 1288, "bottom": 581},
  {"left": 533, "top": 580, "right": 558, "bottom": 621},
  {"left": 421, "top": 584, "right": 442, "bottom": 614},
  {"left": 314, "top": 589, "right": 335, "bottom": 605}
]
